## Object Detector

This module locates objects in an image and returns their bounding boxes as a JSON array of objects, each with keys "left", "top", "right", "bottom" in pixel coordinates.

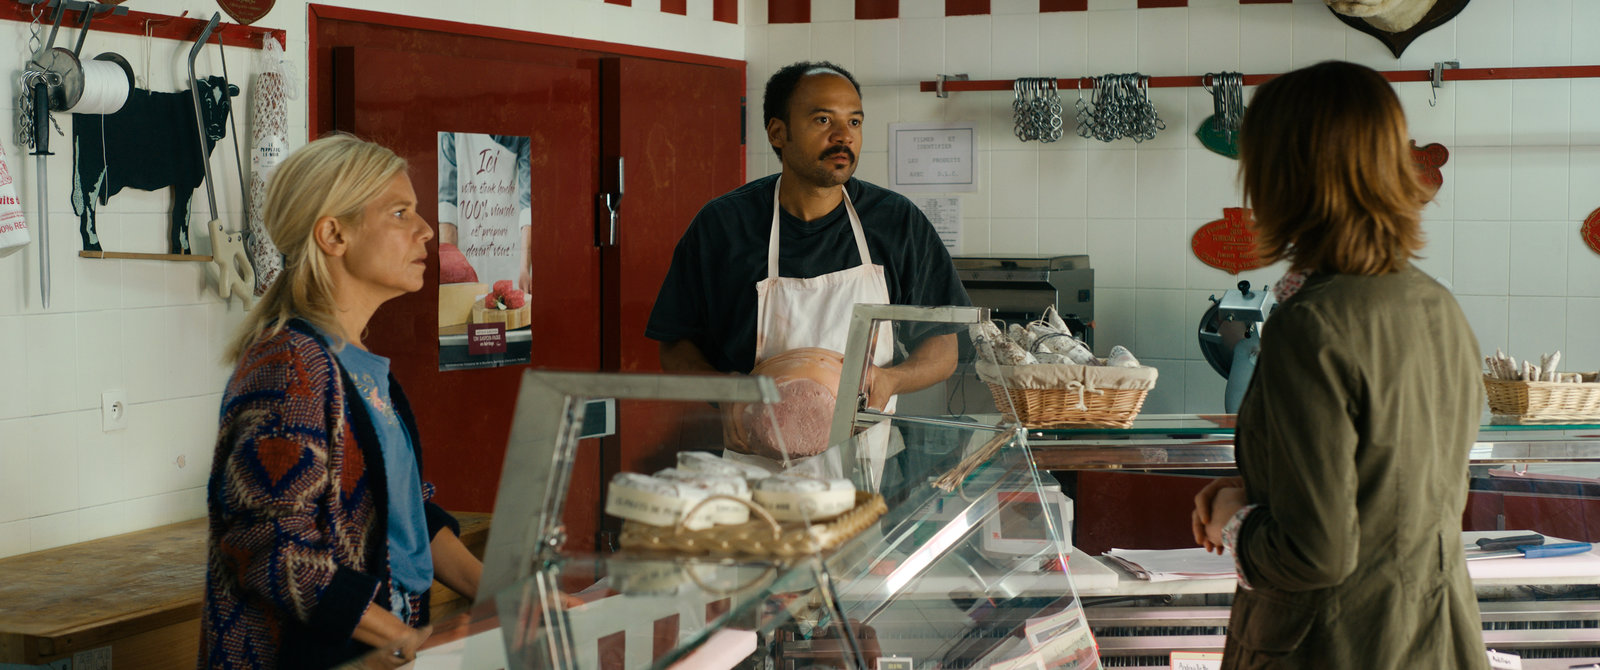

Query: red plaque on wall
[
  {"left": 217, "top": 0, "right": 274, "bottom": 25},
  {"left": 1411, "top": 140, "right": 1449, "bottom": 195},
  {"left": 1192, "top": 208, "right": 1263, "bottom": 274},
  {"left": 1584, "top": 208, "right": 1600, "bottom": 256}
]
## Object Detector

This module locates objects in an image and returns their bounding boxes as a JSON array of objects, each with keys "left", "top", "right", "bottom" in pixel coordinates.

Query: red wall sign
[
  {"left": 1584, "top": 208, "right": 1600, "bottom": 256},
  {"left": 1191, "top": 207, "right": 1263, "bottom": 274},
  {"left": 1411, "top": 140, "right": 1449, "bottom": 193}
]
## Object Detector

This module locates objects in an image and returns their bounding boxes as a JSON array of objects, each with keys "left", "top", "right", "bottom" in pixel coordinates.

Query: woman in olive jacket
[{"left": 1192, "top": 61, "right": 1489, "bottom": 669}]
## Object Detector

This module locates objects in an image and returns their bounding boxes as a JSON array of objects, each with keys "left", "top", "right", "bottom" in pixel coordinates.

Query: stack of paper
[{"left": 1102, "top": 548, "right": 1237, "bottom": 581}]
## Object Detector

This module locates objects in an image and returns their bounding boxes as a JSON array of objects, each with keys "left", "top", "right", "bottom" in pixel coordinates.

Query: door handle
[{"left": 597, "top": 156, "right": 623, "bottom": 247}]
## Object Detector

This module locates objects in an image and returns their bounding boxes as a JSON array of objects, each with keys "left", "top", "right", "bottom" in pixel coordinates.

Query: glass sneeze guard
[{"left": 474, "top": 303, "right": 1102, "bottom": 669}]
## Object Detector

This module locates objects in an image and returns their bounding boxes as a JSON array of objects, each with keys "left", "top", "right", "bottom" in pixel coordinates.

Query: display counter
[
  {"left": 432, "top": 302, "right": 1599, "bottom": 669},
  {"left": 1017, "top": 414, "right": 1600, "bottom": 668},
  {"left": 441, "top": 305, "right": 1103, "bottom": 669}
]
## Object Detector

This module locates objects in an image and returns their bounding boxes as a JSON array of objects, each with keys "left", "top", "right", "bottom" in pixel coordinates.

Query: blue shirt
[{"left": 331, "top": 340, "right": 434, "bottom": 596}]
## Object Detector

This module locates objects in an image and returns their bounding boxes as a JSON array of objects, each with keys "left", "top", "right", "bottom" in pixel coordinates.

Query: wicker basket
[
  {"left": 1484, "top": 375, "right": 1600, "bottom": 423},
  {"left": 976, "top": 360, "right": 1159, "bottom": 429},
  {"left": 983, "top": 382, "right": 1151, "bottom": 429},
  {"left": 619, "top": 491, "right": 886, "bottom": 558}
]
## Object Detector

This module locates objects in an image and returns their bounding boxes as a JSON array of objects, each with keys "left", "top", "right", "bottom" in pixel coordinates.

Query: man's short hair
[{"left": 762, "top": 61, "right": 862, "bottom": 158}]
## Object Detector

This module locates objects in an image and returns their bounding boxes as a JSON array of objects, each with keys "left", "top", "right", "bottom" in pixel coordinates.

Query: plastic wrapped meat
[
  {"left": 723, "top": 348, "right": 844, "bottom": 459},
  {"left": 1106, "top": 345, "right": 1142, "bottom": 368},
  {"left": 971, "top": 321, "right": 1035, "bottom": 365}
]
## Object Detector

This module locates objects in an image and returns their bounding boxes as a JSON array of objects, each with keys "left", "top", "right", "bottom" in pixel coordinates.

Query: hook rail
[
  {"left": 920, "top": 64, "right": 1600, "bottom": 95},
  {"left": 2, "top": 0, "right": 284, "bottom": 49}
]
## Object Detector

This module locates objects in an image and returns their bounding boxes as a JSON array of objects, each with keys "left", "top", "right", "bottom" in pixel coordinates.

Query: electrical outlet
[{"left": 101, "top": 390, "right": 128, "bottom": 432}]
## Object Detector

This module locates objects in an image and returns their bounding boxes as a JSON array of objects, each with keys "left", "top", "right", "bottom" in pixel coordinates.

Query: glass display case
[
  {"left": 464, "top": 305, "right": 1101, "bottom": 670},
  {"left": 446, "top": 300, "right": 1600, "bottom": 670}
]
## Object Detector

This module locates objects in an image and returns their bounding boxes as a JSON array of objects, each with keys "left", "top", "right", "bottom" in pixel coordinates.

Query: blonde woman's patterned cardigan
[{"left": 199, "top": 320, "right": 458, "bottom": 669}]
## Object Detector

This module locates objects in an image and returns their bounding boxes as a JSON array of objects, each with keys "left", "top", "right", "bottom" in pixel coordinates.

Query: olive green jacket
[{"left": 1223, "top": 267, "right": 1488, "bottom": 669}]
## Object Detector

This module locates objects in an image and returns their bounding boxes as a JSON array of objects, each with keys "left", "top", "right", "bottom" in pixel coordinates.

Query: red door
[
  {"left": 316, "top": 13, "right": 748, "bottom": 552},
  {"left": 333, "top": 46, "right": 605, "bottom": 547},
  {"left": 598, "top": 58, "right": 746, "bottom": 544},
  {"left": 601, "top": 56, "right": 745, "bottom": 374}
]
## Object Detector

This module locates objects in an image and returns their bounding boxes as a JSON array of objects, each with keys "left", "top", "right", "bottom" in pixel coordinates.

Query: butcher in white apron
[
  {"left": 722, "top": 177, "right": 900, "bottom": 483},
  {"left": 647, "top": 62, "right": 970, "bottom": 490}
]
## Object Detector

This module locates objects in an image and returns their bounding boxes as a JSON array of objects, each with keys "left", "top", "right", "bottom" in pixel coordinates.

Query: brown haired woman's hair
[{"left": 1239, "top": 60, "right": 1428, "bottom": 276}]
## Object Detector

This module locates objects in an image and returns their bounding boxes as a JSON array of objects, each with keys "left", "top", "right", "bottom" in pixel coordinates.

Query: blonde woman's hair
[
  {"left": 1239, "top": 60, "right": 1428, "bottom": 276},
  {"left": 225, "top": 134, "right": 408, "bottom": 362}
]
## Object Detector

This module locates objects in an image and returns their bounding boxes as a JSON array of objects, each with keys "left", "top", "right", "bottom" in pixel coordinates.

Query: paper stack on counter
[{"left": 1103, "top": 548, "right": 1237, "bottom": 581}]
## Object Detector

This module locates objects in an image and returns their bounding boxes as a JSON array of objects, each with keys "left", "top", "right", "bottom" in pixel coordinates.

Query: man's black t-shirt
[{"left": 646, "top": 174, "right": 972, "bottom": 374}]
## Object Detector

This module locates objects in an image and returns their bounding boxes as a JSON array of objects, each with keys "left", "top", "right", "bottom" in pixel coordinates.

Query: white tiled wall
[
  {"left": 0, "top": 0, "right": 744, "bottom": 559},
  {"left": 744, "top": 0, "right": 1600, "bottom": 415}
]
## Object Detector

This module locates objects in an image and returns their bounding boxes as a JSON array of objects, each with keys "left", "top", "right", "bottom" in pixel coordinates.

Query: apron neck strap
[{"left": 769, "top": 176, "right": 872, "bottom": 279}]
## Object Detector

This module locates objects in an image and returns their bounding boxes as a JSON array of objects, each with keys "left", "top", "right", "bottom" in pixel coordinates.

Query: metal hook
[
  {"left": 1429, "top": 60, "right": 1459, "bottom": 107},
  {"left": 936, "top": 72, "right": 968, "bottom": 99}
]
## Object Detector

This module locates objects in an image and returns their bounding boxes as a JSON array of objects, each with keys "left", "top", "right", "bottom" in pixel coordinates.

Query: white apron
[{"left": 724, "top": 178, "right": 899, "bottom": 486}]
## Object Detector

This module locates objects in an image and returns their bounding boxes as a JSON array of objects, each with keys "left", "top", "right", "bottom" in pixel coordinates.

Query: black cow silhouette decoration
[{"left": 71, "top": 76, "right": 238, "bottom": 254}]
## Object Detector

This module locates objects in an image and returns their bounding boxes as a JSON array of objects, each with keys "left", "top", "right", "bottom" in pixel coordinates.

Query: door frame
[{"left": 307, "top": 4, "right": 746, "bottom": 141}]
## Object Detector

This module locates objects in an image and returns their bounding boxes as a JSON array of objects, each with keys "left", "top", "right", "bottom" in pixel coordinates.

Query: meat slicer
[{"left": 1197, "top": 280, "right": 1276, "bottom": 413}]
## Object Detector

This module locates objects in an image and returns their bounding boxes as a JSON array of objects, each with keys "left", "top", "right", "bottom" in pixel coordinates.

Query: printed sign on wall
[
  {"left": 436, "top": 132, "right": 534, "bottom": 371},
  {"left": 889, "top": 121, "right": 978, "bottom": 193}
]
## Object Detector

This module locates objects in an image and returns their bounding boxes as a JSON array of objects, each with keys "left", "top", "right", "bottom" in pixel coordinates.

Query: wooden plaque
[
  {"left": 1584, "top": 208, "right": 1600, "bottom": 257},
  {"left": 1329, "top": 0, "right": 1473, "bottom": 58},
  {"left": 217, "top": 0, "right": 274, "bottom": 25},
  {"left": 1411, "top": 140, "right": 1449, "bottom": 195},
  {"left": 1192, "top": 208, "right": 1263, "bottom": 275}
]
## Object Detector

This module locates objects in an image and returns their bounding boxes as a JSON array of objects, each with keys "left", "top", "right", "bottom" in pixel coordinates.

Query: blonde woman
[
  {"left": 200, "top": 134, "right": 482, "bottom": 669},
  {"left": 1190, "top": 61, "right": 1486, "bottom": 669}
]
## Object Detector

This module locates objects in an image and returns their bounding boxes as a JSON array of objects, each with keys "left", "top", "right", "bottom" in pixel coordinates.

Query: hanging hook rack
[
  {"left": 21, "top": 0, "right": 128, "bottom": 56},
  {"left": 920, "top": 63, "right": 1600, "bottom": 95}
]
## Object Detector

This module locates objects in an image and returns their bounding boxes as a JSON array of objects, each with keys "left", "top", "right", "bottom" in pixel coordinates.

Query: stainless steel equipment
[
  {"left": 953, "top": 254, "right": 1094, "bottom": 348},
  {"left": 1197, "top": 280, "right": 1275, "bottom": 413}
]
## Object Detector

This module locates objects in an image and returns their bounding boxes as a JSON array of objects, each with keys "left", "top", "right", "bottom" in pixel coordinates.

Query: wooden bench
[{"left": 0, "top": 512, "right": 491, "bottom": 668}]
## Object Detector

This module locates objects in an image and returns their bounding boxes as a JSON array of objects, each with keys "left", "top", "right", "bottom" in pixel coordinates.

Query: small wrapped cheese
[
  {"left": 604, "top": 473, "right": 717, "bottom": 530},
  {"left": 654, "top": 468, "right": 753, "bottom": 525},
  {"left": 752, "top": 475, "right": 856, "bottom": 522},
  {"left": 676, "top": 451, "right": 773, "bottom": 482}
]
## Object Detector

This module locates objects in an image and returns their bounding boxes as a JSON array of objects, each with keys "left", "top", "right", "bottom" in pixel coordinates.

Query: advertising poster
[{"left": 436, "top": 132, "right": 533, "bottom": 371}]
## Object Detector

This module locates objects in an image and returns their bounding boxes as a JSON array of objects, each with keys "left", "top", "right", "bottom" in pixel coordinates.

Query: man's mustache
[{"left": 821, "top": 147, "right": 855, "bottom": 162}]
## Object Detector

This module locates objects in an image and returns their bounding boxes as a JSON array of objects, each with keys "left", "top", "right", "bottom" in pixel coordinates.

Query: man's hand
[
  {"left": 858, "top": 333, "right": 958, "bottom": 410},
  {"left": 863, "top": 364, "right": 902, "bottom": 410}
]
